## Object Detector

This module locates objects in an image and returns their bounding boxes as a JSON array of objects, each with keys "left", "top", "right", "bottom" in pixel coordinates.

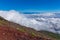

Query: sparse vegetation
[{"left": 0, "top": 16, "right": 59, "bottom": 40}]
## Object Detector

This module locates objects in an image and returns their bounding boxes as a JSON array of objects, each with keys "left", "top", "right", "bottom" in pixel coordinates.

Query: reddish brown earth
[
  {"left": 0, "top": 17, "right": 56, "bottom": 40},
  {"left": 0, "top": 25, "right": 53, "bottom": 40}
]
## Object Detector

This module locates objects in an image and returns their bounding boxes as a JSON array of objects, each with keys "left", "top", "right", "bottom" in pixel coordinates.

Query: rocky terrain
[{"left": 0, "top": 16, "right": 58, "bottom": 40}]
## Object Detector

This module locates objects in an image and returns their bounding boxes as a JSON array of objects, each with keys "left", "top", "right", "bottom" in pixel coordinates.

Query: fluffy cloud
[{"left": 0, "top": 10, "right": 60, "bottom": 34}]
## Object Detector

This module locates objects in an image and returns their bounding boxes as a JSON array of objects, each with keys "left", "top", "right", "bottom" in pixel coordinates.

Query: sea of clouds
[{"left": 0, "top": 10, "right": 60, "bottom": 34}]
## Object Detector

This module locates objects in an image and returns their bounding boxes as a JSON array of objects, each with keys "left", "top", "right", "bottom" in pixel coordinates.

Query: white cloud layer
[{"left": 0, "top": 10, "right": 60, "bottom": 34}]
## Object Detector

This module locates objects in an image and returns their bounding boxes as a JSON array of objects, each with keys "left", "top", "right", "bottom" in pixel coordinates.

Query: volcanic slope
[{"left": 0, "top": 16, "right": 58, "bottom": 40}]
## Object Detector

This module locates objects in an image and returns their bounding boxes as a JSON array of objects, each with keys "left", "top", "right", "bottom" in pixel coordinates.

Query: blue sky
[{"left": 0, "top": 0, "right": 60, "bottom": 12}]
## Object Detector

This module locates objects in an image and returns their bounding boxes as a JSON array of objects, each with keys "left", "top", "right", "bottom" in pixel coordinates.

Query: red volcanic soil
[{"left": 0, "top": 25, "right": 52, "bottom": 40}]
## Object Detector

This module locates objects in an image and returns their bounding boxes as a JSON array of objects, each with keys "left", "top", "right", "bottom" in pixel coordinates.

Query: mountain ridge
[{"left": 0, "top": 16, "right": 58, "bottom": 40}]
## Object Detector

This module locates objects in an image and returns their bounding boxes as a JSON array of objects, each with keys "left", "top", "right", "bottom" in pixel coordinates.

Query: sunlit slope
[{"left": 0, "top": 16, "right": 58, "bottom": 40}]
